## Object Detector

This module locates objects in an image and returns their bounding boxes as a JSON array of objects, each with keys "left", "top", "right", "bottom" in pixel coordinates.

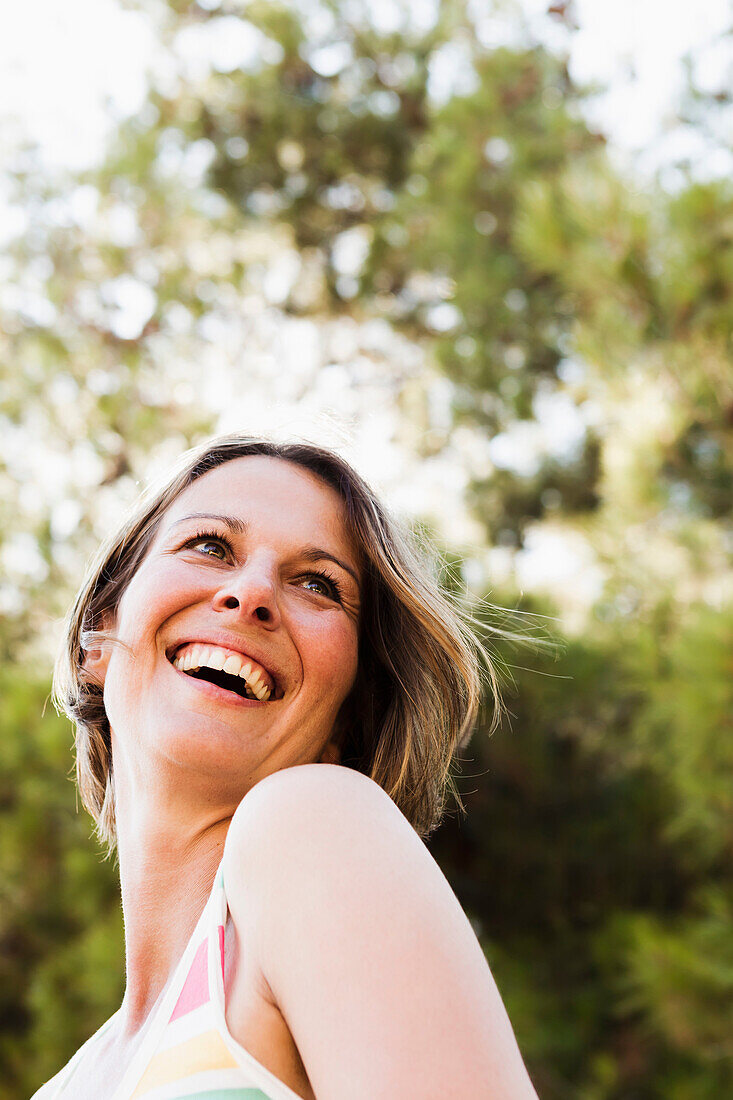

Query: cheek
[
  {"left": 116, "top": 561, "right": 195, "bottom": 641},
  {"left": 103, "top": 566, "right": 197, "bottom": 710},
  {"left": 302, "top": 614, "right": 359, "bottom": 698}
]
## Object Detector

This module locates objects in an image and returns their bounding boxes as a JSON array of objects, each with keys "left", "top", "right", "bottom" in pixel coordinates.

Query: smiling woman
[{"left": 34, "top": 434, "right": 539, "bottom": 1100}]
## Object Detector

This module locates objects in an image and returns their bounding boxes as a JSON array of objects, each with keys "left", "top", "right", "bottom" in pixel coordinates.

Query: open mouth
[
  {"left": 167, "top": 642, "right": 280, "bottom": 702},
  {"left": 184, "top": 665, "right": 262, "bottom": 701}
]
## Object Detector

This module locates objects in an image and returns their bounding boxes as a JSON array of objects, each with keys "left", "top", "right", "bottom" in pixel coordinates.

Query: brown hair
[{"left": 53, "top": 433, "right": 502, "bottom": 849}]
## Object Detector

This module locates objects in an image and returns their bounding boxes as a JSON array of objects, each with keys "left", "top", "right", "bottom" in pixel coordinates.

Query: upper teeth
[{"left": 172, "top": 643, "right": 273, "bottom": 701}]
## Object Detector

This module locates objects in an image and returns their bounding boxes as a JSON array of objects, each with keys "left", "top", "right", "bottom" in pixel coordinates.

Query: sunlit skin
[
  {"left": 102, "top": 455, "right": 361, "bottom": 802},
  {"left": 84, "top": 456, "right": 362, "bottom": 1073},
  {"left": 68, "top": 455, "right": 539, "bottom": 1100}
]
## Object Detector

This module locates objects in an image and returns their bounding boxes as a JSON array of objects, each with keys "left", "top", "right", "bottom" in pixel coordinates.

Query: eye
[
  {"left": 299, "top": 572, "right": 342, "bottom": 601},
  {"left": 183, "top": 531, "right": 231, "bottom": 560}
]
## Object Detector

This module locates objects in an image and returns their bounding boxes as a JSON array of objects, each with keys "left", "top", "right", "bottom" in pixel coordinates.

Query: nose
[{"left": 211, "top": 557, "right": 281, "bottom": 630}]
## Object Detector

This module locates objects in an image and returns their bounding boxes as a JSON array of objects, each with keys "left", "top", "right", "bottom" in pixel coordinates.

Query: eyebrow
[
  {"left": 170, "top": 512, "right": 361, "bottom": 587},
  {"left": 298, "top": 546, "right": 361, "bottom": 588},
  {"left": 171, "top": 511, "right": 248, "bottom": 534}
]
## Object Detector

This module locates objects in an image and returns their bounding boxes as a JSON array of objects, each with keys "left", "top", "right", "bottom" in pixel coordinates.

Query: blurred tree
[
  {"left": 0, "top": 669, "right": 122, "bottom": 1099},
  {"left": 432, "top": 601, "right": 733, "bottom": 1097}
]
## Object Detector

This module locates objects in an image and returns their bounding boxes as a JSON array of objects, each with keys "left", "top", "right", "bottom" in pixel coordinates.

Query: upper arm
[{"left": 224, "top": 764, "right": 538, "bottom": 1100}]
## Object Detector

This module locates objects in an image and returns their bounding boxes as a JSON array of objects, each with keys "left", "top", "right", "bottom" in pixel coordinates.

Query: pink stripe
[
  {"left": 218, "top": 924, "right": 225, "bottom": 982},
  {"left": 170, "top": 939, "right": 209, "bottom": 1021}
]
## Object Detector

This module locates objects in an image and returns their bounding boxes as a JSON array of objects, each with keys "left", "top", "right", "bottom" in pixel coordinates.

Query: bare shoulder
[
  {"left": 222, "top": 764, "right": 427, "bottom": 945},
  {"left": 228, "top": 761, "right": 402, "bottom": 831},
  {"left": 223, "top": 765, "right": 539, "bottom": 1100},
  {"left": 225, "top": 763, "right": 411, "bottom": 864},
  {"left": 223, "top": 763, "right": 438, "bottom": 930}
]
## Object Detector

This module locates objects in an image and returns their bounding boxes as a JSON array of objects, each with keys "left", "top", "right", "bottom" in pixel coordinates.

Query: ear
[
  {"left": 82, "top": 643, "right": 111, "bottom": 688},
  {"left": 81, "top": 612, "right": 115, "bottom": 687}
]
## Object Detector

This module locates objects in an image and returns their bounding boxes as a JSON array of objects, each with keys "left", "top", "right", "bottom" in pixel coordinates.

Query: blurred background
[{"left": 1, "top": 0, "right": 732, "bottom": 1096}]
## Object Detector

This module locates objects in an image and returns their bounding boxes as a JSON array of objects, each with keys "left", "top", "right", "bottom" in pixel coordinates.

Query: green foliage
[
  {"left": 628, "top": 604, "right": 733, "bottom": 864},
  {"left": 0, "top": 666, "right": 122, "bottom": 1099},
  {"left": 468, "top": 434, "right": 601, "bottom": 544},
  {"left": 431, "top": 602, "right": 733, "bottom": 1097}
]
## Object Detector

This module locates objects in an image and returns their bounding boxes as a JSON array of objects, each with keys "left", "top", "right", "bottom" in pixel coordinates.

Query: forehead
[{"left": 162, "top": 455, "right": 355, "bottom": 553}]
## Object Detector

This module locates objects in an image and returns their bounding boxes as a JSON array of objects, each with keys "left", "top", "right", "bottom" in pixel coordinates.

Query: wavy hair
[{"left": 53, "top": 434, "right": 503, "bottom": 849}]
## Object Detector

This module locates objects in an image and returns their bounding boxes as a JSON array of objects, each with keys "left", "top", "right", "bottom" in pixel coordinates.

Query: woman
[{"left": 33, "top": 434, "right": 539, "bottom": 1100}]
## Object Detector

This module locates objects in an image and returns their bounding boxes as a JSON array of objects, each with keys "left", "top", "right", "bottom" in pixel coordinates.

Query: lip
[
  {"left": 165, "top": 634, "right": 283, "bottom": 698},
  {"left": 169, "top": 661, "right": 267, "bottom": 707}
]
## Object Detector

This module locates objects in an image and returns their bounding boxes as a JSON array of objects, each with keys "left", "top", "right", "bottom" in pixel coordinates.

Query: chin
[{"left": 149, "top": 716, "right": 257, "bottom": 774}]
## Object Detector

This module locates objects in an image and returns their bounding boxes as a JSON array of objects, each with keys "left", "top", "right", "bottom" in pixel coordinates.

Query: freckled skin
[{"left": 96, "top": 456, "right": 361, "bottom": 809}]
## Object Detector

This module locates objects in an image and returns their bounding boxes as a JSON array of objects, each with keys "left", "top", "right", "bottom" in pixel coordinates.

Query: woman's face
[{"left": 94, "top": 456, "right": 361, "bottom": 805}]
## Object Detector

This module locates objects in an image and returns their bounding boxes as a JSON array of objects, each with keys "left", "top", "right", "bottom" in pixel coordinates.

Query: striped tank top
[{"left": 31, "top": 862, "right": 305, "bottom": 1100}]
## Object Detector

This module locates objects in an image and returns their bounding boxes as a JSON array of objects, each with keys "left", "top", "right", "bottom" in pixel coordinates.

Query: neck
[{"left": 114, "top": 785, "right": 233, "bottom": 1036}]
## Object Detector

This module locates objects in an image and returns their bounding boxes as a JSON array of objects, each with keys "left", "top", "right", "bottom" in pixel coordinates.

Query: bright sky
[
  {"left": 0, "top": 0, "right": 730, "bottom": 173},
  {"left": 565, "top": 0, "right": 732, "bottom": 181},
  {"left": 0, "top": 0, "right": 155, "bottom": 171}
]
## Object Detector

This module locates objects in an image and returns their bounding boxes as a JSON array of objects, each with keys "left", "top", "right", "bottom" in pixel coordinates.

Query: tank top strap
[
  {"left": 36, "top": 863, "right": 224, "bottom": 1100},
  {"left": 110, "top": 863, "right": 226, "bottom": 1099},
  {"left": 166, "top": 861, "right": 225, "bottom": 1026},
  {"left": 120, "top": 862, "right": 232, "bottom": 1099},
  {"left": 36, "top": 860, "right": 305, "bottom": 1100},
  {"left": 200, "top": 863, "right": 307, "bottom": 1100}
]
